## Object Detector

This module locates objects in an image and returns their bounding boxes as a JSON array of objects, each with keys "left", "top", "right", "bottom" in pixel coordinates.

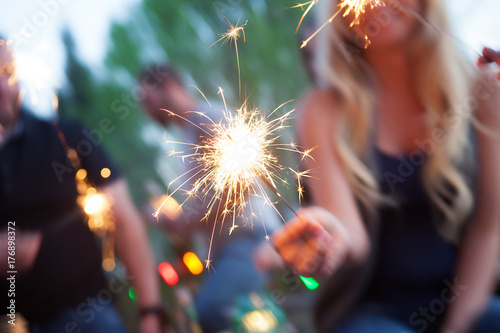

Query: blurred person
[
  {"left": 0, "top": 38, "right": 166, "bottom": 333},
  {"left": 137, "top": 64, "right": 279, "bottom": 332},
  {"left": 272, "top": 1, "right": 500, "bottom": 333}
]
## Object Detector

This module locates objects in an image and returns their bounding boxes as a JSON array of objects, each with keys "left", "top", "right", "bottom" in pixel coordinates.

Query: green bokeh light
[
  {"left": 299, "top": 276, "right": 319, "bottom": 290},
  {"left": 128, "top": 287, "right": 136, "bottom": 300}
]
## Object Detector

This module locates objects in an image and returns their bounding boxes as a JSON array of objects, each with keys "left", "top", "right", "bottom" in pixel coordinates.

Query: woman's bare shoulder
[
  {"left": 298, "top": 88, "right": 340, "bottom": 117},
  {"left": 296, "top": 88, "right": 340, "bottom": 141}
]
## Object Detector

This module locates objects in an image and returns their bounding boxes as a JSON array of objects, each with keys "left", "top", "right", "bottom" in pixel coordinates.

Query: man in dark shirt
[{"left": 0, "top": 38, "right": 164, "bottom": 332}]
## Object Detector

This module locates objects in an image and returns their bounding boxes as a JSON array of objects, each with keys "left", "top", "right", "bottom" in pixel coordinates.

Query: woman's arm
[
  {"left": 272, "top": 89, "right": 370, "bottom": 278},
  {"left": 441, "top": 71, "right": 500, "bottom": 333}
]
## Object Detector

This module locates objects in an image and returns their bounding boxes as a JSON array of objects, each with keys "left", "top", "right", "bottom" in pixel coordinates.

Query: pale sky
[{"left": 0, "top": 0, "right": 498, "bottom": 116}]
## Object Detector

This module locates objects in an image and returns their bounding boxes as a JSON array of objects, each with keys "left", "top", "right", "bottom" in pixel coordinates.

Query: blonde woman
[{"left": 272, "top": 1, "right": 500, "bottom": 332}]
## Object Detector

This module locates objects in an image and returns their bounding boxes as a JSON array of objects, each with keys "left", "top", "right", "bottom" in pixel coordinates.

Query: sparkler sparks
[
  {"left": 341, "top": 0, "right": 385, "bottom": 27},
  {"left": 294, "top": 0, "right": 476, "bottom": 53},
  {"left": 211, "top": 20, "right": 247, "bottom": 100},
  {"left": 295, "top": 0, "right": 385, "bottom": 49},
  {"left": 155, "top": 93, "right": 314, "bottom": 267}
]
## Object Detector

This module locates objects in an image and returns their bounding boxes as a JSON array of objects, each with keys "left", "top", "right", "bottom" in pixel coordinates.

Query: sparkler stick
[{"left": 254, "top": 170, "right": 300, "bottom": 219}]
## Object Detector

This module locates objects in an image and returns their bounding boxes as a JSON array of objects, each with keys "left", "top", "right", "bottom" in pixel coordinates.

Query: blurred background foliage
[{"left": 58, "top": 0, "right": 311, "bottom": 209}]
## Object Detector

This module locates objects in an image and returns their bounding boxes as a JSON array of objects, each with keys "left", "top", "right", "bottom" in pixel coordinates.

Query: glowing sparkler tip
[{"left": 211, "top": 20, "right": 247, "bottom": 48}]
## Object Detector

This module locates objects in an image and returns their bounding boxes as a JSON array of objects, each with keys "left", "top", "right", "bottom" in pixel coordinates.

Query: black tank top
[{"left": 362, "top": 146, "right": 459, "bottom": 316}]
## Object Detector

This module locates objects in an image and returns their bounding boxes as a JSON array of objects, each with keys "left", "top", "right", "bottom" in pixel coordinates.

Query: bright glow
[
  {"left": 158, "top": 262, "right": 179, "bottom": 286},
  {"left": 183, "top": 252, "right": 204, "bottom": 275},
  {"left": 13, "top": 51, "right": 58, "bottom": 105},
  {"left": 204, "top": 105, "right": 274, "bottom": 196},
  {"left": 14, "top": 53, "right": 51, "bottom": 87},
  {"left": 218, "top": 126, "right": 259, "bottom": 176},
  {"left": 84, "top": 193, "right": 107, "bottom": 215}
]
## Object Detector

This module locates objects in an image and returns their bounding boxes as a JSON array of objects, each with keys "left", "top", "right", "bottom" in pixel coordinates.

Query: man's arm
[{"left": 102, "top": 179, "right": 163, "bottom": 333}]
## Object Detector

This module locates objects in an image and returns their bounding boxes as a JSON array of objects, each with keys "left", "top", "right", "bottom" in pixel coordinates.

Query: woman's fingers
[
  {"left": 478, "top": 47, "right": 500, "bottom": 80},
  {"left": 483, "top": 48, "right": 500, "bottom": 64},
  {"left": 272, "top": 206, "right": 349, "bottom": 278},
  {"left": 272, "top": 213, "right": 321, "bottom": 249}
]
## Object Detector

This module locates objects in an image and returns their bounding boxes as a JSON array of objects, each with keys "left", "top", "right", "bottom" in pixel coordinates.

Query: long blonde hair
[{"left": 314, "top": 0, "right": 475, "bottom": 241}]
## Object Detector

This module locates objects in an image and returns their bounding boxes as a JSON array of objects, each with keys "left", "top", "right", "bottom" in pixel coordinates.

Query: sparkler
[
  {"left": 155, "top": 95, "right": 314, "bottom": 266},
  {"left": 155, "top": 20, "right": 315, "bottom": 267},
  {"left": 293, "top": 0, "right": 481, "bottom": 54},
  {"left": 292, "top": 0, "right": 385, "bottom": 48}
]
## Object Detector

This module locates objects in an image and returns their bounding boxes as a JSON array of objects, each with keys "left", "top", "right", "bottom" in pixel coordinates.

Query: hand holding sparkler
[
  {"left": 478, "top": 47, "right": 500, "bottom": 80},
  {"left": 272, "top": 206, "right": 350, "bottom": 278}
]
